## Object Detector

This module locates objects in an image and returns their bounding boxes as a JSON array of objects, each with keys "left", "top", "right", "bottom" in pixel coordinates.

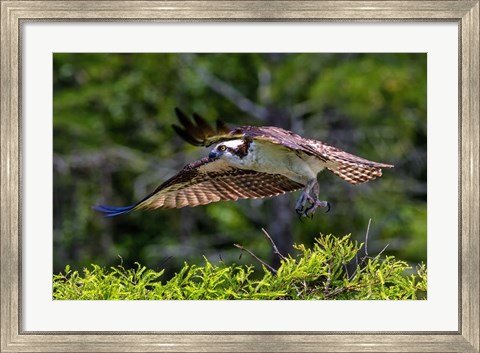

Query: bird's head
[{"left": 209, "top": 140, "right": 249, "bottom": 161}]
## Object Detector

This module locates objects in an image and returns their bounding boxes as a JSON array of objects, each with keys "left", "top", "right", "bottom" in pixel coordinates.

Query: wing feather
[
  {"left": 171, "top": 108, "right": 393, "bottom": 186},
  {"left": 172, "top": 108, "right": 236, "bottom": 147},
  {"left": 130, "top": 157, "right": 304, "bottom": 210},
  {"left": 95, "top": 110, "right": 394, "bottom": 217}
]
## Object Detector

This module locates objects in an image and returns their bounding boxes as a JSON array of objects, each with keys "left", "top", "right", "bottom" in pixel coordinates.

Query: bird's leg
[
  {"left": 295, "top": 191, "right": 308, "bottom": 216},
  {"left": 295, "top": 179, "right": 330, "bottom": 218},
  {"left": 305, "top": 180, "right": 331, "bottom": 217},
  {"left": 295, "top": 180, "right": 314, "bottom": 216}
]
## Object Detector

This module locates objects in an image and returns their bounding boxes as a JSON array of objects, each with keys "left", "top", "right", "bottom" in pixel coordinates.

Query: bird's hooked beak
[{"left": 209, "top": 149, "right": 219, "bottom": 159}]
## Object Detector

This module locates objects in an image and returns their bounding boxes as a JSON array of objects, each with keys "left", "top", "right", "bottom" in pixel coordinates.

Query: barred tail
[
  {"left": 328, "top": 165, "right": 387, "bottom": 185},
  {"left": 324, "top": 147, "right": 394, "bottom": 185}
]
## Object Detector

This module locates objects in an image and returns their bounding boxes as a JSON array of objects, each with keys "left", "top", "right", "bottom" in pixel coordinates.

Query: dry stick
[
  {"left": 233, "top": 244, "right": 277, "bottom": 273},
  {"left": 329, "top": 220, "right": 391, "bottom": 297},
  {"left": 343, "top": 263, "right": 350, "bottom": 279},
  {"left": 373, "top": 243, "right": 390, "bottom": 260},
  {"left": 324, "top": 265, "right": 332, "bottom": 296},
  {"left": 324, "top": 287, "right": 346, "bottom": 298},
  {"left": 347, "top": 242, "right": 391, "bottom": 282},
  {"left": 349, "top": 255, "right": 360, "bottom": 281},
  {"left": 158, "top": 255, "right": 173, "bottom": 269},
  {"left": 365, "top": 218, "right": 372, "bottom": 257},
  {"left": 348, "top": 219, "right": 390, "bottom": 281},
  {"left": 261, "top": 228, "right": 286, "bottom": 260}
]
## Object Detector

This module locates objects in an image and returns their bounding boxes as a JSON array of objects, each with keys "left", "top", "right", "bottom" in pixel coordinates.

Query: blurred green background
[{"left": 53, "top": 53, "right": 427, "bottom": 278}]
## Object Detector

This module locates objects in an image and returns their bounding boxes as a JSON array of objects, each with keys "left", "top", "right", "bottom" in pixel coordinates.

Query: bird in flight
[{"left": 95, "top": 108, "right": 393, "bottom": 218}]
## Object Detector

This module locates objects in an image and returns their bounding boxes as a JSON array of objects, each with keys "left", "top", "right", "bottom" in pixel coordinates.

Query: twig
[
  {"left": 261, "top": 228, "right": 286, "bottom": 260},
  {"left": 347, "top": 242, "right": 390, "bottom": 282},
  {"left": 365, "top": 218, "right": 372, "bottom": 257},
  {"left": 348, "top": 219, "right": 390, "bottom": 281},
  {"left": 348, "top": 253, "right": 360, "bottom": 281},
  {"left": 373, "top": 244, "right": 390, "bottom": 260},
  {"left": 157, "top": 256, "right": 173, "bottom": 269},
  {"left": 233, "top": 244, "right": 277, "bottom": 273},
  {"left": 324, "top": 265, "right": 332, "bottom": 295},
  {"left": 325, "top": 285, "right": 347, "bottom": 298},
  {"left": 344, "top": 263, "right": 349, "bottom": 279},
  {"left": 327, "top": 220, "right": 391, "bottom": 298}
]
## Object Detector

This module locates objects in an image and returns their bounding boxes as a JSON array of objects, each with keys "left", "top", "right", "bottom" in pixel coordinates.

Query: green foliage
[
  {"left": 53, "top": 235, "right": 427, "bottom": 300},
  {"left": 53, "top": 53, "right": 427, "bottom": 277}
]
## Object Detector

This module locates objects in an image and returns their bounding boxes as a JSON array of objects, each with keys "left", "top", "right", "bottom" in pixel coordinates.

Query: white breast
[{"left": 227, "top": 140, "right": 326, "bottom": 184}]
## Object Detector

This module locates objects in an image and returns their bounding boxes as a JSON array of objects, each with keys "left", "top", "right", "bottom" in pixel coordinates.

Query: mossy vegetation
[{"left": 53, "top": 234, "right": 427, "bottom": 300}]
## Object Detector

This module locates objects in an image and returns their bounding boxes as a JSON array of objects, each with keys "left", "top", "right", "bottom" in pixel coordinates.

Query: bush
[{"left": 53, "top": 234, "right": 427, "bottom": 300}]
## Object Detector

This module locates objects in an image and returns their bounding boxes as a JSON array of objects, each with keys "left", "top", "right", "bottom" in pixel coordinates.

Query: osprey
[{"left": 95, "top": 108, "right": 393, "bottom": 218}]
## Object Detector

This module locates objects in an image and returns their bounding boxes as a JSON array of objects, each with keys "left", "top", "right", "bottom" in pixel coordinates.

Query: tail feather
[
  {"left": 329, "top": 165, "right": 378, "bottom": 185},
  {"left": 93, "top": 204, "right": 135, "bottom": 217},
  {"left": 324, "top": 148, "right": 394, "bottom": 185},
  {"left": 328, "top": 164, "right": 391, "bottom": 185}
]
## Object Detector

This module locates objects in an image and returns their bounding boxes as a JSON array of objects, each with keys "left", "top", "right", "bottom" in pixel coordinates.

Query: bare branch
[
  {"left": 373, "top": 244, "right": 390, "bottom": 260},
  {"left": 348, "top": 219, "right": 390, "bottom": 281},
  {"left": 195, "top": 67, "right": 269, "bottom": 121},
  {"left": 233, "top": 244, "right": 277, "bottom": 273},
  {"left": 365, "top": 218, "right": 372, "bottom": 257},
  {"left": 261, "top": 228, "right": 286, "bottom": 260},
  {"left": 180, "top": 54, "right": 268, "bottom": 121}
]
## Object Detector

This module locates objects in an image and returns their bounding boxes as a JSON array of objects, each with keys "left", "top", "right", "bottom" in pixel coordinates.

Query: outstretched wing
[
  {"left": 172, "top": 108, "right": 394, "bottom": 185},
  {"left": 171, "top": 108, "right": 236, "bottom": 147},
  {"left": 172, "top": 108, "right": 322, "bottom": 152},
  {"left": 94, "top": 157, "right": 304, "bottom": 216}
]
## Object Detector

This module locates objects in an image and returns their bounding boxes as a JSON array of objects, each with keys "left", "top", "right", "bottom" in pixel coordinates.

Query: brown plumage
[
  {"left": 133, "top": 157, "right": 303, "bottom": 210},
  {"left": 172, "top": 108, "right": 393, "bottom": 186},
  {"left": 95, "top": 108, "right": 393, "bottom": 217}
]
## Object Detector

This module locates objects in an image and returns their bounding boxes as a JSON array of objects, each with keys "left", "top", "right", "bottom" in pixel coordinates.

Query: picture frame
[{"left": 1, "top": 1, "right": 478, "bottom": 352}]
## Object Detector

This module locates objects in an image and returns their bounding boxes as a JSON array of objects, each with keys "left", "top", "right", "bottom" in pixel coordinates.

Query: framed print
[{"left": 1, "top": 1, "right": 479, "bottom": 352}]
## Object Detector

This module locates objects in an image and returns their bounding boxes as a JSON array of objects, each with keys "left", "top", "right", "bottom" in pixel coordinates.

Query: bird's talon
[
  {"left": 304, "top": 203, "right": 314, "bottom": 215},
  {"left": 325, "top": 201, "right": 331, "bottom": 213}
]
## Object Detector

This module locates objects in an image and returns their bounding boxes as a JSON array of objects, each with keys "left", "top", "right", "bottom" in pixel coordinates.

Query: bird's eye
[{"left": 219, "top": 145, "right": 227, "bottom": 152}]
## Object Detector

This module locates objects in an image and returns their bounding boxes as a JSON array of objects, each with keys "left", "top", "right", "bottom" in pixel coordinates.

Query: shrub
[{"left": 53, "top": 234, "right": 427, "bottom": 300}]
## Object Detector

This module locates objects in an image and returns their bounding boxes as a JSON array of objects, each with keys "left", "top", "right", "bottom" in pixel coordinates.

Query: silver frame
[{"left": 1, "top": 1, "right": 479, "bottom": 352}]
